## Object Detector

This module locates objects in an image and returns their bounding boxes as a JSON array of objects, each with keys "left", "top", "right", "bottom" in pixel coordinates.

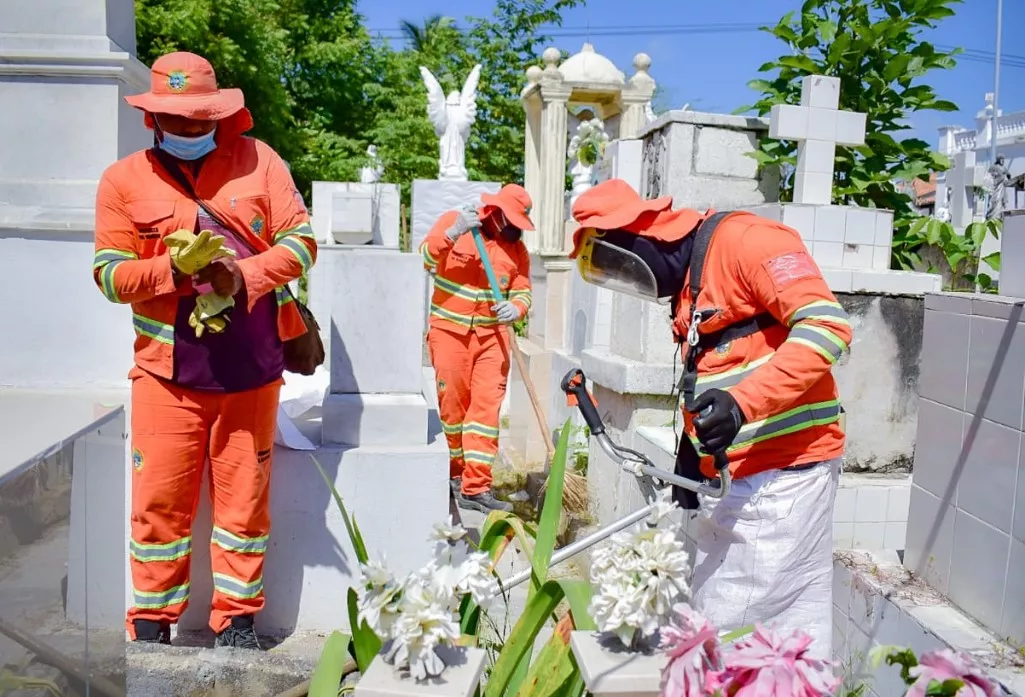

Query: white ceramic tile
[
  {"left": 802, "top": 75, "right": 841, "bottom": 109},
  {"left": 884, "top": 522, "right": 907, "bottom": 550},
  {"left": 843, "top": 243, "right": 875, "bottom": 269},
  {"left": 887, "top": 486, "right": 911, "bottom": 522},
  {"left": 948, "top": 510, "right": 1011, "bottom": 632},
  {"left": 856, "top": 487, "right": 890, "bottom": 523},
  {"left": 769, "top": 104, "right": 809, "bottom": 140},
  {"left": 814, "top": 241, "right": 845, "bottom": 268},
  {"left": 823, "top": 268, "right": 853, "bottom": 292},
  {"left": 834, "top": 487, "right": 857, "bottom": 523},
  {"left": 798, "top": 139, "right": 837, "bottom": 175},
  {"left": 814, "top": 205, "right": 847, "bottom": 242},
  {"left": 845, "top": 208, "right": 877, "bottom": 245},
  {"left": 794, "top": 171, "right": 833, "bottom": 206},
  {"left": 852, "top": 522, "right": 887, "bottom": 549},
  {"left": 874, "top": 211, "right": 895, "bottom": 246},
  {"left": 806, "top": 107, "right": 839, "bottom": 141},
  {"left": 834, "top": 521, "right": 855, "bottom": 549},
  {"left": 781, "top": 203, "right": 817, "bottom": 240},
  {"left": 873, "top": 245, "right": 892, "bottom": 270},
  {"left": 836, "top": 110, "right": 867, "bottom": 145}
]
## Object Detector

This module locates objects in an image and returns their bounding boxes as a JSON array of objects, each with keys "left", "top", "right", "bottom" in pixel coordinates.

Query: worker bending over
[
  {"left": 570, "top": 179, "right": 852, "bottom": 658},
  {"left": 93, "top": 52, "right": 316, "bottom": 648},
  {"left": 420, "top": 185, "right": 535, "bottom": 513}
]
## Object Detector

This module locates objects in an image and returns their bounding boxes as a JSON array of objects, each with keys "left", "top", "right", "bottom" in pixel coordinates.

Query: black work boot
[
  {"left": 214, "top": 615, "right": 262, "bottom": 650},
  {"left": 458, "top": 489, "right": 513, "bottom": 513},
  {"left": 133, "top": 619, "right": 171, "bottom": 645}
]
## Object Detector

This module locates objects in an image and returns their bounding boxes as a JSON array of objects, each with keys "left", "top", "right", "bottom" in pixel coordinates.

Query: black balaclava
[{"left": 594, "top": 229, "right": 695, "bottom": 300}]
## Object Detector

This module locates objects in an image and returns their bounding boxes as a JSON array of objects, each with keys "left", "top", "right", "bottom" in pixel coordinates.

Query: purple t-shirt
[{"left": 172, "top": 210, "right": 284, "bottom": 392}]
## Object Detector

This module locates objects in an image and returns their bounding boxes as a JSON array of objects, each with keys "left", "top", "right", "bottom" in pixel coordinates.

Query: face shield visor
[{"left": 575, "top": 228, "right": 669, "bottom": 304}]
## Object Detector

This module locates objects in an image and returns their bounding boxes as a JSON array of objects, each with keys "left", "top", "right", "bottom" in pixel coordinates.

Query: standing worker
[
  {"left": 92, "top": 52, "right": 317, "bottom": 649},
  {"left": 569, "top": 179, "right": 852, "bottom": 658},
  {"left": 420, "top": 185, "right": 536, "bottom": 513}
]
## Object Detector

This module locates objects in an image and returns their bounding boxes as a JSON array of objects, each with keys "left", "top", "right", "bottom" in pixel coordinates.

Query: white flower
[
  {"left": 384, "top": 573, "right": 462, "bottom": 682},
  {"left": 646, "top": 499, "right": 679, "bottom": 527},
  {"left": 588, "top": 509, "right": 691, "bottom": 647},
  {"left": 356, "top": 558, "right": 403, "bottom": 636},
  {"left": 430, "top": 516, "right": 467, "bottom": 544},
  {"left": 428, "top": 539, "right": 496, "bottom": 610}
]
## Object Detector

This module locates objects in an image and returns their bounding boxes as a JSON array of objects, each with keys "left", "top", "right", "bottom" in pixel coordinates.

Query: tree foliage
[
  {"left": 737, "top": 0, "right": 963, "bottom": 270},
  {"left": 134, "top": 0, "right": 583, "bottom": 217}
]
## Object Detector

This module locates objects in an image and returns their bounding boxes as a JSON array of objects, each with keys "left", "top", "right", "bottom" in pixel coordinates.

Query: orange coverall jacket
[
  {"left": 420, "top": 210, "right": 532, "bottom": 333},
  {"left": 668, "top": 210, "right": 853, "bottom": 480},
  {"left": 92, "top": 108, "right": 316, "bottom": 380}
]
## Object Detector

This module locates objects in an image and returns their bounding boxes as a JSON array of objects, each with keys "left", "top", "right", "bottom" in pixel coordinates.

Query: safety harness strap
[{"left": 680, "top": 211, "right": 781, "bottom": 411}]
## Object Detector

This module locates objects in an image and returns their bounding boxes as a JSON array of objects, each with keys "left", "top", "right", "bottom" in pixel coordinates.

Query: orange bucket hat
[
  {"left": 570, "top": 179, "right": 702, "bottom": 258},
  {"left": 480, "top": 184, "right": 536, "bottom": 232},
  {"left": 125, "top": 52, "right": 245, "bottom": 121}
]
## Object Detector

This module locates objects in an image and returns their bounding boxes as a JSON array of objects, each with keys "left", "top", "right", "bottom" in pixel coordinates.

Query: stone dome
[{"left": 558, "top": 43, "right": 625, "bottom": 87}]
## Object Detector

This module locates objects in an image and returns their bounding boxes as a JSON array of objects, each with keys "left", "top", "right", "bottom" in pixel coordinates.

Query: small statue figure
[
  {"left": 360, "top": 144, "right": 384, "bottom": 184},
  {"left": 986, "top": 154, "right": 1012, "bottom": 221},
  {"left": 420, "top": 64, "right": 482, "bottom": 181}
]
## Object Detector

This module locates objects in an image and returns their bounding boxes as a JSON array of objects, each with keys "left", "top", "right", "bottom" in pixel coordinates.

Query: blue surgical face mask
[{"left": 158, "top": 129, "right": 217, "bottom": 161}]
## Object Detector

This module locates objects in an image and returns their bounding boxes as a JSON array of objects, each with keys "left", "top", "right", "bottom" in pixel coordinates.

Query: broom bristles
[{"left": 538, "top": 470, "right": 589, "bottom": 515}]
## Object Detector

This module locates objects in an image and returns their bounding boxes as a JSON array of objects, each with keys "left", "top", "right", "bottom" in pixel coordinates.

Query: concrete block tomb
[{"left": 311, "top": 181, "right": 401, "bottom": 247}]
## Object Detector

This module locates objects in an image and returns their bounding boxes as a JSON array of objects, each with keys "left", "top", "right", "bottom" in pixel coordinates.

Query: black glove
[{"left": 689, "top": 389, "right": 745, "bottom": 454}]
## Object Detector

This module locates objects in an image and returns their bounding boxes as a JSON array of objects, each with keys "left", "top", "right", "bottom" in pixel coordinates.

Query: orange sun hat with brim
[
  {"left": 125, "top": 52, "right": 245, "bottom": 121},
  {"left": 570, "top": 179, "right": 704, "bottom": 258},
  {"left": 480, "top": 184, "right": 536, "bottom": 232}
]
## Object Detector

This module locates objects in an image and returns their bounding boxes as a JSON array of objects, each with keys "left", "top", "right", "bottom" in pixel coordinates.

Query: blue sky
[{"left": 361, "top": 0, "right": 1023, "bottom": 146}]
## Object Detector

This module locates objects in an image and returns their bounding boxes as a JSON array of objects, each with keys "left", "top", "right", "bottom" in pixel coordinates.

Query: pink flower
[
  {"left": 704, "top": 625, "right": 840, "bottom": 697},
  {"left": 906, "top": 649, "right": 999, "bottom": 697},
  {"left": 659, "top": 604, "right": 722, "bottom": 697}
]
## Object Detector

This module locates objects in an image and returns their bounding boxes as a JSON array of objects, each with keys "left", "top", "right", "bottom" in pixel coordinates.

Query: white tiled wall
[{"left": 834, "top": 475, "right": 911, "bottom": 551}]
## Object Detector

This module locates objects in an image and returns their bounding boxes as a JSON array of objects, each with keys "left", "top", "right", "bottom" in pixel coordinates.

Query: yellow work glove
[
  {"left": 164, "top": 229, "right": 233, "bottom": 275},
  {"left": 188, "top": 292, "right": 235, "bottom": 338}
]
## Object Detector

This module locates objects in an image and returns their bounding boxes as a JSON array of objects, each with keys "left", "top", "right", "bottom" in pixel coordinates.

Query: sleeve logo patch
[{"left": 763, "top": 251, "right": 820, "bottom": 289}]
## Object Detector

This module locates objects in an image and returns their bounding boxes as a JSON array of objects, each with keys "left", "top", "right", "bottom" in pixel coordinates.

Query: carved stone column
[
  {"left": 538, "top": 48, "right": 572, "bottom": 254},
  {"left": 619, "top": 53, "right": 656, "bottom": 139},
  {"left": 521, "top": 66, "right": 544, "bottom": 253}
]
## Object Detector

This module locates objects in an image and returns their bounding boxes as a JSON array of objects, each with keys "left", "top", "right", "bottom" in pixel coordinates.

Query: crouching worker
[
  {"left": 569, "top": 179, "right": 852, "bottom": 658},
  {"left": 92, "top": 52, "right": 317, "bottom": 648},
  {"left": 420, "top": 185, "right": 535, "bottom": 514}
]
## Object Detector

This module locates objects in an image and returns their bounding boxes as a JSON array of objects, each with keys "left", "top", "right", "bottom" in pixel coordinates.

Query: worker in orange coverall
[
  {"left": 92, "top": 52, "right": 316, "bottom": 649},
  {"left": 570, "top": 179, "right": 853, "bottom": 659},
  {"left": 420, "top": 185, "right": 535, "bottom": 514}
]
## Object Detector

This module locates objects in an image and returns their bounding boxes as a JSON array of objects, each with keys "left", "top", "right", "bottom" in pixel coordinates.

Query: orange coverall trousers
[
  {"left": 125, "top": 370, "right": 281, "bottom": 637},
  {"left": 428, "top": 327, "right": 510, "bottom": 496}
]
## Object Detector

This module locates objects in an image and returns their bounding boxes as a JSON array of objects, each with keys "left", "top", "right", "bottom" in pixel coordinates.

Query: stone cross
[
  {"left": 947, "top": 150, "right": 987, "bottom": 229},
  {"left": 769, "top": 75, "right": 867, "bottom": 206}
]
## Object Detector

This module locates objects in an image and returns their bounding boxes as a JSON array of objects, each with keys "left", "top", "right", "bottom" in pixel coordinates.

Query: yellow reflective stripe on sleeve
[
  {"left": 93, "top": 248, "right": 137, "bottom": 269},
  {"left": 130, "top": 536, "right": 192, "bottom": 562},
  {"left": 275, "top": 286, "right": 295, "bottom": 307},
  {"left": 430, "top": 304, "right": 498, "bottom": 328},
  {"left": 422, "top": 244, "right": 439, "bottom": 269},
  {"left": 133, "top": 583, "right": 189, "bottom": 610},
  {"left": 786, "top": 300, "right": 850, "bottom": 328},
  {"left": 273, "top": 222, "right": 315, "bottom": 243},
  {"left": 463, "top": 422, "right": 500, "bottom": 439},
  {"left": 212, "top": 526, "right": 268, "bottom": 555},
  {"left": 691, "top": 400, "right": 842, "bottom": 455},
  {"left": 787, "top": 324, "right": 848, "bottom": 363},
  {"left": 278, "top": 236, "right": 314, "bottom": 272},
  {"left": 509, "top": 289, "right": 532, "bottom": 309},
  {"left": 213, "top": 572, "right": 263, "bottom": 600},
  {"left": 464, "top": 450, "right": 497, "bottom": 466},
  {"left": 94, "top": 247, "right": 138, "bottom": 304},
  {"left": 133, "top": 313, "right": 175, "bottom": 345}
]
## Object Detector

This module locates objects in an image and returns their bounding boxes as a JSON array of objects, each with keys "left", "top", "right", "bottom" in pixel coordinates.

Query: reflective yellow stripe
[
  {"left": 131, "top": 536, "right": 192, "bottom": 563},
  {"left": 275, "top": 286, "right": 295, "bottom": 307},
  {"left": 449, "top": 447, "right": 464, "bottom": 459},
  {"left": 442, "top": 421, "right": 462, "bottom": 435},
  {"left": 278, "top": 236, "right": 314, "bottom": 272},
  {"left": 463, "top": 422, "right": 500, "bottom": 439},
  {"left": 273, "top": 222, "right": 315, "bottom": 243},
  {"left": 509, "top": 289, "right": 532, "bottom": 310},
  {"left": 692, "top": 399, "right": 842, "bottom": 454},
  {"left": 464, "top": 450, "right": 496, "bottom": 465},
  {"left": 133, "top": 313, "right": 175, "bottom": 345},
  {"left": 430, "top": 304, "right": 498, "bottom": 328},
  {"left": 213, "top": 572, "right": 263, "bottom": 600},
  {"left": 787, "top": 324, "right": 847, "bottom": 363},
  {"left": 94, "top": 248, "right": 138, "bottom": 304},
  {"left": 93, "top": 248, "right": 136, "bottom": 269},
  {"left": 691, "top": 354, "right": 773, "bottom": 397},
  {"left": 422, "top": 244, "right": 438, "bottom": 269},
  {"left": 786, "top": 300, "right": 850, "bottom": 328},
  {"left": 434, "top": 275, "right": 488, "bottom": 302},
  {"left": 212, "top": 526, "right": 268, "bottom": 554},
  {"left": 133, "top": 583, "right": 189, "bottom": 610}
]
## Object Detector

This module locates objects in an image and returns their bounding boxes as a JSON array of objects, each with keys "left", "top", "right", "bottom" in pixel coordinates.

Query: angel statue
[{"left": 419, "top": 64, "right": 482, "bottom": 181}]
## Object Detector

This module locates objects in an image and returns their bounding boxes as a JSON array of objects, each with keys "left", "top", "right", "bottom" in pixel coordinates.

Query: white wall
[{"left": 0, "top": 234, "right": 135, "bottom": 389}]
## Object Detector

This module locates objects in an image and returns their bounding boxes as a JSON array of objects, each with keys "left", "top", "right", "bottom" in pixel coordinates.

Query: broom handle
[{"left": 471, "top": 227, "right": 555, "bottom": 462}]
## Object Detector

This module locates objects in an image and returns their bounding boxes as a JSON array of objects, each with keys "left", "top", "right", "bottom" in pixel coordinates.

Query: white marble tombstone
[{"left": 311, "top": 181, "right": 401, "bottom": 247}]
